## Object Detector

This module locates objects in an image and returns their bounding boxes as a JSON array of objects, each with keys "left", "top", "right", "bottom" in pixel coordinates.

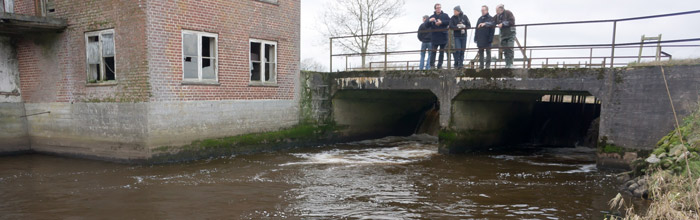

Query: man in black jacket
[
  {"left": 475, "top": 5, "right": 495, "bottom": 69},
  {"left": 449, "top": 6, "right": 470, "bottom": 69},
  {"left": 425, "top": 3, "right": 450, "bottom": 69},
  {"left": 418, "top": 15, "right": 433, "bottom": 70}
]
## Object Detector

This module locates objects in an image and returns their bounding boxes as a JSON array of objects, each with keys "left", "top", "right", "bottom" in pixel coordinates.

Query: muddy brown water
[{"left": 0, "top": 135, "right": 632, "bottom": 219}]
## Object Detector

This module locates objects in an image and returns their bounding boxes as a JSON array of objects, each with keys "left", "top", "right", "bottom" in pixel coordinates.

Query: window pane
[
  {"left": 202, "top": 58, "right": 216, "bottom": 80},
  {"left": 250, "top": 42, "right": 261, "bottom": 61},
  {"left": 265, "top": 44, "right": 275, "bottom": 63},
  {"left": 87, "top": 37, "right": 100, "bottom": 64},
  {"left": 104, "top": 57, "right": 115, "bottom": 81},
  {"left": 184, "top": 57, "right": 198, "bottom": 79},
  {"left": 202, "top": 36, "right": 215, "bottom": 58},
  {"left": 89, "top": 64, "right": 101, "bottom": 81},
  {"left": 102, "top": 33, "right": 115, "bottom": 57},
  {"left": 251, "top": 62, "right": 261, "bottom": 81},
  {"left": 265, "top": 63, "right": 276, "bottom": 82},
  {"left": 183, "top": 33, "right": 197, "bottom": 56}
]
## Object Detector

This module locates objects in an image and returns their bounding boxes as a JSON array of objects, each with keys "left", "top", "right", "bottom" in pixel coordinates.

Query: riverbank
[{"left": 607, "top": 104, "right": 700, "bottom": 219}]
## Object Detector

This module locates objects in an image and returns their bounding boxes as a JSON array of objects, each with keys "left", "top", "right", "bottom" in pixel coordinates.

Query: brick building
[{"left": 0, "top": 0, "right": 301, "bottom": 162}]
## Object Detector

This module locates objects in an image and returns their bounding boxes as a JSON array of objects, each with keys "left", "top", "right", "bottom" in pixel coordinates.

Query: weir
[{"left": 302, "top": 65, "right": 700, "bottom": 167}]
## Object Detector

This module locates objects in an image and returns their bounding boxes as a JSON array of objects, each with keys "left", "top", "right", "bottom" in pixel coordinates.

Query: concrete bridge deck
[{"left": 303, "top": 65, "right": 700, "bottom": 166}]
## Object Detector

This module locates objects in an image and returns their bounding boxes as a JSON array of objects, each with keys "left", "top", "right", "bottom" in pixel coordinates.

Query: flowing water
[{"left": 0, "top": 135, "right": 626, "bottom": 219}]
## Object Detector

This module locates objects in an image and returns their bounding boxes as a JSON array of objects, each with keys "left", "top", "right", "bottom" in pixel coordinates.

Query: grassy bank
[{"left": 606, "top": 105, "right": 700, "bottom": 219}]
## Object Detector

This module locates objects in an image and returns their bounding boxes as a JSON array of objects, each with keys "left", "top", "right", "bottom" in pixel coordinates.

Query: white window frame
[
  {"left": 249, "top": 39, "right": 278, "bottom": 85},
  {"left": 181, "top": 30, "right": 219, "bottom": 83},
  {"left": 85, "top": 29, "right": 116, "bottom": 84}
]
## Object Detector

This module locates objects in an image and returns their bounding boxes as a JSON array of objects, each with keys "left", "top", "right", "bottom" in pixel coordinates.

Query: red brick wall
[
  {"left": 13, "top": 0, "right": 36, "bottom": 15},
  {"left": 17, "top": 0, "right": 150, "bottom": 103},
  {"left": 147, "top": 0, "right": 300, "bottom": 101}
]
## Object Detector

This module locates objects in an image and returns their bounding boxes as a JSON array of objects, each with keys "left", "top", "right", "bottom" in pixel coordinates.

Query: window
[
  {"left": 182, "top": 30, "right": 218, "bottom": 83},
  {"left": 250, "top": 39, "right": 277, "bottom": 85},
  {"left": 256, "top": 0, "right": 278, "bottom": 4},
  {"left": 85, "top": 29, "right": 116, "bottom": 84},
  {"left": 2, "top": 0, "right": 13, "bottom": 13}
]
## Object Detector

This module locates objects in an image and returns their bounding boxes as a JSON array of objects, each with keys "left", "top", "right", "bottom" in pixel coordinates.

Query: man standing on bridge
[
  {"left": 475, "top": 5, "right": 495, "bottom": 69},
  {"left": 426, "top": 3, "right": 450, "bottom": 69},
  {"left": 491, "top": 4, "right": 516, "bottom": 68},
  {"left": 450, "top": 6, "right": 471, "bottom": 69},
  {"left": 418, "top": 15, "right": 433, "bottom": 70}
]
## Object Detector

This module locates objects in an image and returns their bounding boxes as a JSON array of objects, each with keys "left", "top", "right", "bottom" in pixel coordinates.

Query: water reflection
[{"left": 0, "top": 135, "right": 622, "bottom": 219}]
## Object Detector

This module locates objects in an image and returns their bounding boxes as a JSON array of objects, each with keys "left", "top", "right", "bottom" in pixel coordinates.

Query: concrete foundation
[
  {"left": 20, "top": 100, "right": 299, "bottom": 162},
  {"left": 0, "top": 35, "right": 29, "bottom": 154}
]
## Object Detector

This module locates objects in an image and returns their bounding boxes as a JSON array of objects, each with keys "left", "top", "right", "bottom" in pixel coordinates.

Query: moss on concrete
[{"left": 150, "top": 123, "right": 339, "bottom": 163}]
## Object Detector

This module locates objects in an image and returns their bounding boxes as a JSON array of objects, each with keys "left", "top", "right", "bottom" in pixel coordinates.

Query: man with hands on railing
[
  {"left": 426, "top": 3, "right": 451, "bottom": 69},
  {"left": 450, "top": 5, "right": 471, "bottom": 69},
  {"left": 483, "top": 4, "right": 516, "bottom": 68},
  {"left": 475, "top": 5, "right": 495, "bottom": 70}
]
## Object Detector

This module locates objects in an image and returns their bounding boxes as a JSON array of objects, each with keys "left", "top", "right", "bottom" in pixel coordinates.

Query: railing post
[
  {"left": 384, "top": 34, "right": 388, "bottom": 71},
  {"left": 523, "top": 25, "right": 528, "bottom": 69},
  {"left": 329, "top": 38, "right": 333, "bottom": 72},
  {"left": 589, "top": 48, "right": 593, "bottom": 68},
  {"left": 345, "top": 56, "right": 348, "bottom": 71},
  {"left": 610, "top": 21, "right": 617, "bottom": 68},
  {"left": 447, "top": 30, "right": 453, "bottom": 70}
]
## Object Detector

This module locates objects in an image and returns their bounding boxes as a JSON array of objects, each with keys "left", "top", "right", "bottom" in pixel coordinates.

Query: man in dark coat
[
  {"left": 475, "top": 5, "right": 495, "bottom": 69},
  {"left": 492, "top": 4, "right": 516, "bottom": 68},
  {"left": 425, "top": 3, "right": 450, "bottom": 69},
  {"left": 418, "top": 15, "right": 433, "bottom": 70},
  {"left": 449, "top": 5, "right": 471, "bottom": 69}
]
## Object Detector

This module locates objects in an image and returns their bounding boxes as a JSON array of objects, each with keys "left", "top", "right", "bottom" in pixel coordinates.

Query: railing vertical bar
[
  {"left": 384, "top": 34, "right": 388, "bottom": 71},
  {"left": 329, "top": 38, "right": 333, "bottom": 72},
  {"left": 610, "top": 21, "right": 617, "bottom": 68}
]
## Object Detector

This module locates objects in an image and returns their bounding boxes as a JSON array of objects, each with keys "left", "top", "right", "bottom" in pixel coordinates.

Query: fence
[{"left": 329, "top": 10, "right": 700, "bottom": 72}]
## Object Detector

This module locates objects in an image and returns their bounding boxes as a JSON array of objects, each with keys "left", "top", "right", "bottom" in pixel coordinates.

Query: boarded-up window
[
  {"left": 85, "top": 29, "right": 116, "bottom": 83},
  {"left": 2, "top": 0, "right": 14, "bottom": 13},
  {"left": 250, "top": 39, "right": 277, "bottom": 85},
  {"left": 182, "top": 30, "right": 218, "bottom": 82}
]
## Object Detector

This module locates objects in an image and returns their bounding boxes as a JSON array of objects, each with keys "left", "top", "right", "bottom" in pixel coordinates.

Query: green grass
[{"left": 627, "top": 58, "right": 700, "bottom": 67}]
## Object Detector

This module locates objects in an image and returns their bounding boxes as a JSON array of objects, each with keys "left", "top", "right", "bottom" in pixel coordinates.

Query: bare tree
[
  {"left": 321, "top": 0, "right": 405, "bottom": 68},
  {"left": 300, "top": 58, "right": 326, "bottom": 72}
]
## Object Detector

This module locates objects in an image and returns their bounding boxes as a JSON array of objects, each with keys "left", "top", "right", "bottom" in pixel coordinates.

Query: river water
[{"left": 0, "top": 135, "right": 625, "bottom": 219}]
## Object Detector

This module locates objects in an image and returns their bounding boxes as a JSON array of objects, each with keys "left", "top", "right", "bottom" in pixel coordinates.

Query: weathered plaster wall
[
  {"left": 0, "top": 36, "right": 29, "bottom": 154},
  {"left": 146, "top": 100, "right": 299, "bottom": 150},
  {"left": 25, "top": 103, "right": 149, "bottom": 162}
]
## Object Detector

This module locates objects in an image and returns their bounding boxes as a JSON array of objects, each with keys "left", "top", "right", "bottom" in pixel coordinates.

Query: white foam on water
[
  {"left": 555, "top": 164, "right": 598, "bottom": 174},
  {"left": 281, "top": 136, "right": 438, "bottom": 166}
]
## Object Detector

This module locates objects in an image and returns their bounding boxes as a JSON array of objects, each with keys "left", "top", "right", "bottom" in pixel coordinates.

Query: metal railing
[{"left": 329, "top": 10, "right": 700, "bottom": 72}]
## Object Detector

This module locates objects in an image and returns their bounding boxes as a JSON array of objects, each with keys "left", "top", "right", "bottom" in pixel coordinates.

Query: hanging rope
[{"left": 660, "top": 66, "right": 685, "bottom": 145}]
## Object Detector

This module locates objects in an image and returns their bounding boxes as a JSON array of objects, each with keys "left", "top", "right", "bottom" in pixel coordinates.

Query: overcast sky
[{"left": 301, "top": 0, "right": 700, "bottom": 71}]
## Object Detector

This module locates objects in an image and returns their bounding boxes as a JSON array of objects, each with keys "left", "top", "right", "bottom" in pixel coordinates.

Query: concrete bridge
[{"left": 302, "top": 65, "right": 700, "bottom": 166}]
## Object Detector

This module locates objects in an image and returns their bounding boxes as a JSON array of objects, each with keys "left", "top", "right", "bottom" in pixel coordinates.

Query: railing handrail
[
  {"left": 330, "top": 10, "right": 700, "bottom": 40},
  {"left": 329, "top": 10, "right": 700, "bottom": 71},
  {"left": 331, "top": 38, "right": 700, "bottom": 57}
]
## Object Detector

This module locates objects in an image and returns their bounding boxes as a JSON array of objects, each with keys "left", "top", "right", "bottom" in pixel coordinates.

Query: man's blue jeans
[
  {"left": 420, "top": 42, "right": 432, "bottom": 70},
  {"left": 453, "top": 36, "right": 467, "bottom": 68}
]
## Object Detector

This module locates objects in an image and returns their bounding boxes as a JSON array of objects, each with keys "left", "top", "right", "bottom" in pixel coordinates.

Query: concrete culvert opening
[
  {"left": 332, "top": 90, "right": 439, "bottom": 140},
  {"left": 446, "top": 90, "right": 601, "bottom": 153}
]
